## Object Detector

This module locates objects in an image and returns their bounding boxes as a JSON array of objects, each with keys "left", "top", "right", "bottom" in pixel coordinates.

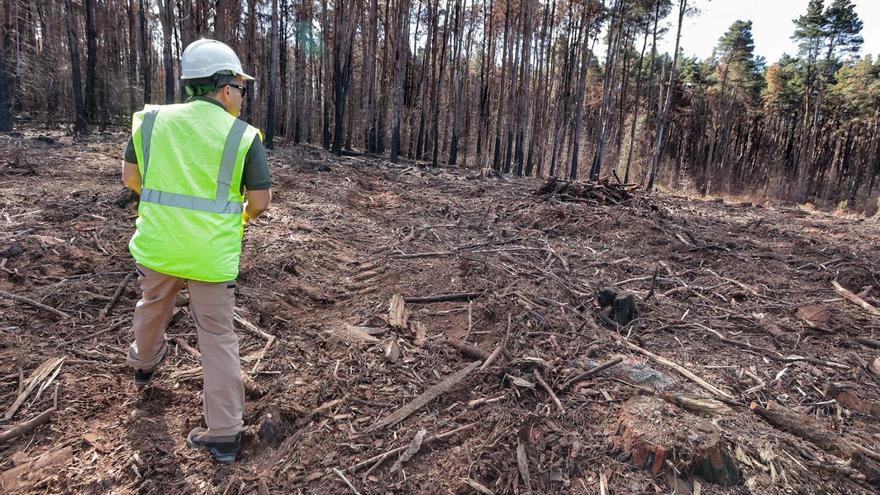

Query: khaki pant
[{"left": 126, "top": 264, "right": 244, "bottom": 437}]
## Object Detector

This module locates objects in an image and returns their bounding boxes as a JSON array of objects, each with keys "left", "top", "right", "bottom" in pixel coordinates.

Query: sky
[{"left": 657, "top": 0, "right": 880, "bottom": 63}]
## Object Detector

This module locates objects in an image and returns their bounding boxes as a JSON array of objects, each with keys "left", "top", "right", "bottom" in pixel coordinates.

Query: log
[
  {"left": 855, "top": 337, "right": 880, "bottom": 349},
  {"left": 0, "top": 408, "right": 54, "bottom": 444},
  {"left": 0, "top": 446, "right": 73, "bottom": 492},
  {"left": 364, "top": 360, "right": 481, "bottom": 432},
  {"left": 833, "top": 280, "right": 880, "bottom": 317},
  {"left": 751, "top": 400, "right": 880, "bottom": 482},
  {"left": 613, "top": 396, "right": 740, "bottom": 485},
  {"left": 661, "top": 393, "right": 733, "bottom": 416},
  {"left": 403, "top": 292, "right": 484, "bottom": 304},
  {"left": 826, "top": 383, "right": 880, "bottom": 418}
]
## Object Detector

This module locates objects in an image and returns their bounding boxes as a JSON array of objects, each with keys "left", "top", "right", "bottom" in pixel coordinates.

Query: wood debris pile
[{"left": 534, "top": 176, "right": 635, "bottom": 205}]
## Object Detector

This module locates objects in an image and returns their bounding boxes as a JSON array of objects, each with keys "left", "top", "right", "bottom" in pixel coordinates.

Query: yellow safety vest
[{"left": 128, "top": 100, "right": 260, "bottom": 282}]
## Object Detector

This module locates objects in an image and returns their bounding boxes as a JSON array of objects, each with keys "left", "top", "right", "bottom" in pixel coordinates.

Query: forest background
[{"left": 0, "top": 0, "right": 878, "bottom": 214}]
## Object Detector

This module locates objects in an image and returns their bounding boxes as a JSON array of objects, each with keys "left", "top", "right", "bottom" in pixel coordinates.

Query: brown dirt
[{"left": 1, "top": 130, "right": 880, "bottom": 494}]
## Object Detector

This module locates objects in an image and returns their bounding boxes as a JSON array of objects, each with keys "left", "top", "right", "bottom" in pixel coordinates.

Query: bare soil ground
[{"left": 1, "top": 130, "right": 880, "bottom": 494}]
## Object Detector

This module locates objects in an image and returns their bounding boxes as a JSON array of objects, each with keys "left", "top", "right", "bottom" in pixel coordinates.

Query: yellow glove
[{"left": 242, "top": 211, "right": 251, "bottom": 225}]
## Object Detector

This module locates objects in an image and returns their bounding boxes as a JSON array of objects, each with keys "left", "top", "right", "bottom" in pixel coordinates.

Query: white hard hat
[{"left": 180, "top": 39, "right": 254, "bottom": 81}]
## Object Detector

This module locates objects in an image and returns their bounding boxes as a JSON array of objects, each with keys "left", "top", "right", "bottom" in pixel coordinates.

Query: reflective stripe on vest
[{"left": 138, "top": 109, "right": 248, "bottom": 215}]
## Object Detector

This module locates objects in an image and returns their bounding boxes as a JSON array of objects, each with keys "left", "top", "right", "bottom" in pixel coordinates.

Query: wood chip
[
  {"left": 3, "top": 357, "right": 64, "bottom": 421},
  {"left": 388, "top": 294, "right": 410, "bottom": 329},
  {"left": 329, "top": 324, "right": 380, "bottom": 344},
  {"left": 411, "top": 321, "right": 427, "bottom": 347},
  {"left": 516, "top": 436, "right": 532, "bottom": 493},
  {"left": 390, "top": 428, "right": 426, "bottom": 472}
]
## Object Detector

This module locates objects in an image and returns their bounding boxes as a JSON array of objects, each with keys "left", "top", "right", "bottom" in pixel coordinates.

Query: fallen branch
[
  {"left": 98, "top": 271, "right": 135, "bottom": 320},
  {"left": 534, "top": 369, "right": 565, "bottom": 414},
  {"left": 390, "top": 428, "right": 426, "bottom": 473},
  {"left": 364, "top": 361, "right": 481, "bottom": 433},
  {"left": 347, "top": 423, "right": 476, "bottom": 473},
  {"left": 561, "top": 357, "right": 624, "bottom": 391},
  {"left": 0, "top": 407, "right": 55, "bottom": 444},
  {"left": 331, "top": 468, "right": 362, "bottom": 495},
  {"left": 462, "top": 478, "right": 495, "bottom": 495},
  {"left": 68, "top": 318, "right": 130, "bottom": 345},
  {"left": 171, "top": 337, "right": 201, "bottom": 359},
  {"left": 0, "top": 289, "right": 69, "bottom": 319},
  {"left": 623, "top": 341, "right": 734, "bottom": 399},
  {"left": 833, "top": 280, "right": 880, "bottom": 317},
  {"left": 250, "top": 335, "right": 276, "bottom": 374},
  {"left": 446, "top": 339, "right": 490, "bottom": 362},
  {"left": 234, "top": 312, "right": 275, "bottom": 340},
  {"left": 479, "top": 343, "right": 504, "bottom": 370},
  {"left": 403, "top": 292, "right": 485, "bottom": 304}
]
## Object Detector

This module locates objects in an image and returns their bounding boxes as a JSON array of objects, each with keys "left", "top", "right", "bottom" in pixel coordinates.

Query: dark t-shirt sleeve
[
  {"left": 124, "top": 138, "right": 138, "bottom": 163},
  {"left": 125, "top": 132, "right": 270, "bottom": 191},
  {"left": 242, "top": 134, "right": 271, "bottom": 191}
]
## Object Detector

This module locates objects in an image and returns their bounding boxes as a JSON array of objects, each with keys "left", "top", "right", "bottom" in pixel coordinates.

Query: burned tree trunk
[
  {"left": 127, "top": 0, "right": 138, "bottom": 113},
  {"left": 0, "top": 21, "right": 10, "bottom": 131},
  {"left": 430, "top": 0, "right": 451, "bottom": 167},
  {"left": 623, "top": 21, "right": 650, "bottom": 183},
  {"left": 265, "top": 0, "right": 279, "bottom": 149},
  {"left": 646, "top": 0, "right": 686, "bottom": 191},
  {"left": 362, "top": 0, "right": 379, "bottom": 152},
  {"left": 84, "top": 0, "right": 98, "bottom": 122},
  {"left": 158, "top": 0, "right": 175, "bottom": 104},
  {"left": 569, "top": 5, "right": 593, "bottom": 180},
  {"left": 331, "top": 0, "right": 355, "bottom": 155},
  {"left": 139, "top": 0, "right": 152, "bottom": 105},
  {"left": 389, "top": 0, "right": 409, "bottom": 163},
  {"left": 63, "top": 0, "right": 87, "bottom": 134}
]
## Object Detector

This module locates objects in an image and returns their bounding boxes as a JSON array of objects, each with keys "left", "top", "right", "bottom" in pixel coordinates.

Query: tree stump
[{"left": 613, "top": 396, "right": 740, "bottom": 486}]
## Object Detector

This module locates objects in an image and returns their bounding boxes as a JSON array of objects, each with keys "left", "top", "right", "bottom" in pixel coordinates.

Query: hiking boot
[
  {"left": 133, "top": 345, "right": 167, "bottom": 388},
  {"left": 187, "top": 427, "right": 241, "bottom": 463}
]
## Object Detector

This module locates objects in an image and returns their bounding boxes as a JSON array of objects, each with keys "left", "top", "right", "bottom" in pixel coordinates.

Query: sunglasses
[{"left": 225, "top": 84, "right": 247, "bottom": 97}]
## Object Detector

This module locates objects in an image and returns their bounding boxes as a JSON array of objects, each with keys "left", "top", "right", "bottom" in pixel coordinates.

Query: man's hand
[{"left": 122, "top": 161, "right": 142, "bottom": 194}]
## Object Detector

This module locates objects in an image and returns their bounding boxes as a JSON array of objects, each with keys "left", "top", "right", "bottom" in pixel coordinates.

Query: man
[{"left": 121, "top": 39, "right": 271, "bottom": 463}]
